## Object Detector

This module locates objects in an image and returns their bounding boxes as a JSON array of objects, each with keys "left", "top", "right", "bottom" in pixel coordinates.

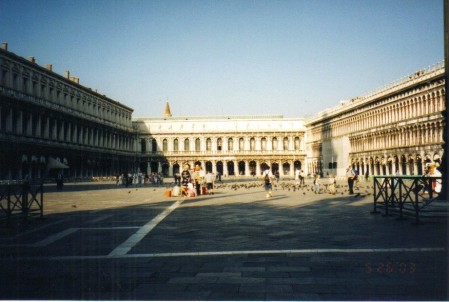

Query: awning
[{"left": 47, "top": 157, "right": 69, "bottom": 169}]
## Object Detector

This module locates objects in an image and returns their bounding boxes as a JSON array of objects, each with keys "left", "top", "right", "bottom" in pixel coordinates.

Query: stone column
[
  {"left": 168, "top": 164, "right": 173, "bottom": 177},
  {"left": 212, "top": 160, "right": 217, "bottom": 174},
  {"left": 223, "top": 160, "right": 228, "bottom": 177}
]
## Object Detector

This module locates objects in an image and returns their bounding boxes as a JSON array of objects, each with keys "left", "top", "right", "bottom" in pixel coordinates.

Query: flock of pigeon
[{"left": 212, "top": 182, "right": 372, "bottom": 197}]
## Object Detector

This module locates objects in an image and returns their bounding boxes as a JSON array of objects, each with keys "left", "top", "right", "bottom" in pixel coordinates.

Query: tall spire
[{"left": 164, "top": 102, "right": 172, "bottom": 118}]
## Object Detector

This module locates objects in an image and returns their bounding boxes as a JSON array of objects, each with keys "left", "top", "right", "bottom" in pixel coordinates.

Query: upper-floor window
[
  {"left": 195, "top": 138, "right": 201, "bottom": 151},
  {"left": 173, "top": 138, "right": 179, "bottom": 151},
  {"left": 217, "top": 138, "right": 222, "bottom": 151},
  {"left": 250, "top": 137, "right": 255, "bottom": 151},
  {"left": 228, "top": 138, "right": 233, "bottom": 151},
  {"left": 1, "top": 69, "right": 7, "bottom": 86},
  {"left": 23, "top": 78, "right": 28, "bottom": 94},
  {"left": 272, "top": 137, "right": 278, "bottom": 151},
  {"left": 261, "top": 137, "right": 267, "bottom": 151},
  {"left": 206, "top": 138, "right": 212, "bottom": 151},
  {"left": 184, "top": 138, "right": 190, "bottom": 151},
  {"left": 294, "top": 137, "right": 301, "bottom": 150},
  {"left": 239, "top": 138, "right": 244, "bottom": 151},
  {"left": 283, "top": 137, "right": 289, "bottom": 150},
  {"left": 152, "top": 139, "right": 157, "bottom": 152},
  {"left": 163, "top": 139, "right": 168, "bottom": 152}
]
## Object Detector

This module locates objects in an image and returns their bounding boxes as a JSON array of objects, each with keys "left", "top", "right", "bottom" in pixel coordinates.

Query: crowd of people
[
  {"left": 169, "top": 164, "right": 217, "bottom": 197},
  {"left": 116, "top": 172, "right": 164, "bottom": 187},
  {"left": 113, "top": 162, "right": 443, "bottom": 200}
]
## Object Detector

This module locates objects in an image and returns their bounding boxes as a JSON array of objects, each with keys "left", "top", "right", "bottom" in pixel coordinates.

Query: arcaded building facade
[
  {"left": 0, "top": 43, "right": 136, "bottom": 180},
  {"left": 134, "top": 105, "right": 306, "bottom": 177},
  {"left": 305, "top": 61, "right": 445, "bottom": 178},
  {"left": 0, "top": 43, "right": 445, "bottom": 180}
]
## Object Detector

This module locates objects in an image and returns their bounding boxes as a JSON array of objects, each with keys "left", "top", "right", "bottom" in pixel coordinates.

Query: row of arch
[
  {"left": 350, "top": 121, "right": 443, "bottom": 153},
  {"left": 350, "top": 152, "right": 442, "bottom": 176},
  {"left": 141, "top": 159, "right": 304, "bottom": 178},
  {"left": 141, "top": 135, "right": 304, "bottom": 153},
  {"left": 310, "top": 86, "right": 444, "bottom": 142}
]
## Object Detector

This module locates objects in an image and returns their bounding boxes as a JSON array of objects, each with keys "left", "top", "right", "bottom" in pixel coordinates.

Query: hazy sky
[{"left": 0, "top": 0, "right": 444, "bottom": 118}]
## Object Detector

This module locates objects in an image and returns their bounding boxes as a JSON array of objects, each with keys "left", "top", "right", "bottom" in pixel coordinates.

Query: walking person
[
  {"left": 313, "top": 174, "right": 321, "bottom": 194},
  {"left": 295, "top": 169, "right": 300, "bottom": 187},
  {"left": 263, "top": 169, "right": 273, "bottom": 198},
  {"left": 328, "top": 174, "right": 336, "bottom": 194},
  {"left": 346, "top": 165, "right": 356, "bottom": 194},
  {"left": 299, "top": 170, "right": 305, "bottom": 188}
]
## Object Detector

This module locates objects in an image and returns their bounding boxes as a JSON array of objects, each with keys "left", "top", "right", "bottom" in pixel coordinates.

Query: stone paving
[{"left": 0, "top": 178, "right": 447, "bottom": 300}]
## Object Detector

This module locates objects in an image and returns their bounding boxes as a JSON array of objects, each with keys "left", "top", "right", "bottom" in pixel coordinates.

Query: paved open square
[{"left": 0, "top": 179, "right": 447, "bottom": 300}]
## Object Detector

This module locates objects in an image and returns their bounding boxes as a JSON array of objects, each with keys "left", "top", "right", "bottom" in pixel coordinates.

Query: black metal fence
[
  {"left": 0, "top": 181, "right": 44, "bottom": 223},
  {"left": 372, "top": 175, "right": 446, "bottom": 223}
]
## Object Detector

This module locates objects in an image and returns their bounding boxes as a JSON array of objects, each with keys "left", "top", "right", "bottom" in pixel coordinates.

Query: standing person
[
  {"left": 328, "top": 174, "right": 336, "bottom": 194},
  {"left": 346, "top": 165, "right": 356, "bottom": 194},
  {"left": 274, "top": 170, "right": 280, "bottom": 185},
  {"left": 138, "top": 172, "right": 142, "bottom": 187},
  {"left": 299, "top": 170, "right": 305, "bottom": 188},
  {"left": 205, "top": 170, "right": 215, "bottom": 195},
  {"left": 216, "top": 171, "right": 222, "bottom": 182},
  {"left": 429, "top": 163, "right": 442, "bottom": 194},
  {"left": 313, "top": 174, "right": 321, "bottom": 194},
  {"left": 181, "top": 164, "right": 191, "bottom": 188},
  {"left": 193, "top": 164, "right": 204, "bottom": 195},
  {"left": 56, "top": 171, "right": 64, "bottom": 191},
  {"left": 263, "top": 169, "right": 273, "bottom": 198},
  {"left": 422, "top": 163, "right": 442, "bottom": 195},
  {"left": 295, "top": 169, "right": 300, "bottom": 187},
  {"left": 174, "top": 172, "right": 181, "bottom": 186}
]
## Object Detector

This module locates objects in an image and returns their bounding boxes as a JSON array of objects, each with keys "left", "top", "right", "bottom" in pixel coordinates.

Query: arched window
[
  {"left": 283, "top": 137, "right": 289, "bottom": 150},
  {"left": 184, "top": 138, "right": 190, "bottom": 151},
  {"left": 151, "top": 139, "right": 157, "bottom": 152},
  {"left": 163, "top": 139, "right": 168, "bottom": 152},
  {"left": 195, "top": 138, "right": 201, "bottom": 151},
  {"left": 261, "top": 137, "right": 267, "bottom": 151},
  {"left": 228, "top": 138, "right": 233, "bottom": 151},
  {"left": 140, "top": 139, "right": 146, "bottom": 153},
  {"left": 272, "top": 137, "right": 278, "bottom": 151},
  {"left": 206, "top": 138, "right": 212, "bottom": 151},
  {"left": 239, "top": 138, "right": 244, "bottom": 151},
  {"left": 217, "top": 138, "right": 222, "bottom": 151},
  {"left": 173, "top": 138, "right": 179, "bottom": 151},
  {"left": 250, "top": 137, "right": 255, "bottom": 151},
  {"left": 294, "top": 137, "right": 300, "bottom": 150}
]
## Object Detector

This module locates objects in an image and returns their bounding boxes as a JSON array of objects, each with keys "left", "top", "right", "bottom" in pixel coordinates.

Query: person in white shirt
[
  {"left": 346, "top": 166, "right": 356, "bottom": 194},
  {"left": 205, "top": 171, "right": 215, "bottom": 195}
]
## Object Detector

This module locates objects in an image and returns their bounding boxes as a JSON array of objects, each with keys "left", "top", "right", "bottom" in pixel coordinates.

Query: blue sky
[{"left": 0, "top": 0, "right": 444, "bottom": 118}]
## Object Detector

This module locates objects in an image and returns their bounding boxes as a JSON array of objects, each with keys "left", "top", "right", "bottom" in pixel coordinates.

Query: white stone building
[
  {"left": 0, "top": 42, "right": 445, "bottom": 180},
  {"left": 134, "top": 103, "right": 307, "bottom": 177},
  {"left": 306, "top": 61, "right": 445, "bottom": 178},
  {"left": 0, "top": 43, "right": 136, "bottom": 180}
]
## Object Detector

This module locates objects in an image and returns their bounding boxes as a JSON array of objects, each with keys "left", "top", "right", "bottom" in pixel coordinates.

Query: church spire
[{"left": 163, "top": 101, "right": 172, "bottom": 118}]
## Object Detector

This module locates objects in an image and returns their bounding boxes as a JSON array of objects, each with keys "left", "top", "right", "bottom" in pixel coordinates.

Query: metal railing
[
  {"left": 0, "top": 181, "right": 44, "bottom": 223},
  {"left": 371, "top": 175, "right": 445, "bottom": 224}
]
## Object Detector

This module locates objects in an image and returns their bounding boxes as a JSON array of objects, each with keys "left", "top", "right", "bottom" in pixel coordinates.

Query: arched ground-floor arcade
[
  {"left": 349, "top": 145, "right": 444, "bottom": 177},
  {"left": 140, "top": 155, "right": 306, "bottom": 178},
  {"left": 0, "top": 142, "right": 136, "bottom": 182}
]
